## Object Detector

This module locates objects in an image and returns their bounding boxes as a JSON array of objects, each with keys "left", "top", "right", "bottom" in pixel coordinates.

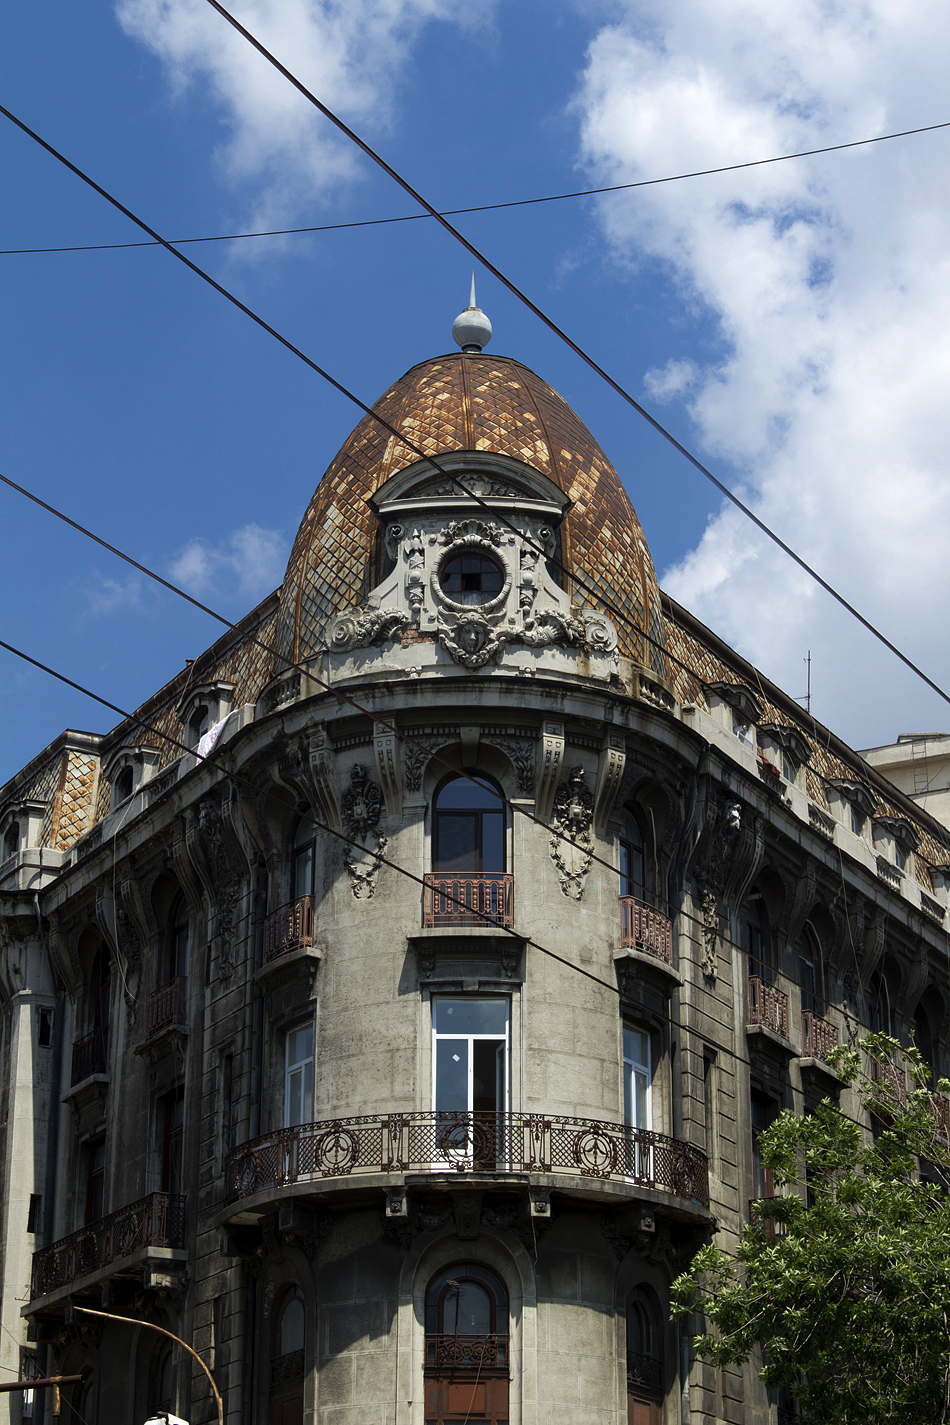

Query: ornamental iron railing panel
[
  {"left": 748, "top": 977, "right": 790, "bottom": 1039},
  {"left": 619, "top": 897, "right": 673, "bottom": 964},
  {"left": 929, "top": 1093, "right": 950, "bottom": 1136},
  {"left": 873, "top": 1059, "right": 907, "bottom": 1109},
  {"left": 422, "top": 873, "right": 514, "bottom": 929},
  {"left": 70, "top": 1027, "right": 107, "bottom": 1085},
  {"left": 145, "top": 977, "right": 187, "bottom": 1039},
  {"left": 226, "top": 1111, "right": 709, "bottom": 1207},
  {"left": 626, "top": 1351, "right": 663, "bottom": 1396},
  {"left": 263, "top": 895, "right": 314, "bottom": 963},
  {"left": 270, "top": 1349, "right": 305, "bottom": 1391},
  {"left": 801, "top": 1011, "right": 838, "bottom": 1062},
  {"left": 30, "top": 1191, "right": 185, "bottom": 1299},
  {"left": 424, "top": 1334, "right": 509, "bottom": 1371}
]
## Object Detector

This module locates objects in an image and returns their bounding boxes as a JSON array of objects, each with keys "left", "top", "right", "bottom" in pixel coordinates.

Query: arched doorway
[
  {"left": 626, "top": 1287, "right": 664, "bottom": 1425},
  {"left": 270, "top": 1286, "right": 305, "bottom": 1425},
  {"left": 424, "top": 1262, "right": 510, "bottom": 1424}
]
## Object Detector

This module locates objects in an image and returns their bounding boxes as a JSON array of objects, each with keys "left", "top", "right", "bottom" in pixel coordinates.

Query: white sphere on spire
[{"left": 452, "top": 274, "right": 492, "bottom": 352}]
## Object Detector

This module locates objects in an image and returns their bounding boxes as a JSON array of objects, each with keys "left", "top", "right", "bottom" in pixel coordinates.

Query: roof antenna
[{"left": 452, "top": 273, "right": 492, "bottom": 353}]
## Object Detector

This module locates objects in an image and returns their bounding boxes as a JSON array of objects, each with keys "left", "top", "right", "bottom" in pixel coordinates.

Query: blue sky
[{"left": 3, "top": 0, "right": 950, "bottom": 785}]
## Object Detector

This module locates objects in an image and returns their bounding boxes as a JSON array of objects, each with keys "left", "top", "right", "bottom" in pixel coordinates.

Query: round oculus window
[{"left": 439, "top": 554, "right": 504, "bottom": 607}]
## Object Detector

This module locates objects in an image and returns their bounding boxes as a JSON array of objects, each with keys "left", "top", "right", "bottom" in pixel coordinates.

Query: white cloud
[
  {"left": 644, "top": 357, "right": 698, "bottom": 402},
  {"left": 84, "top": 573, "right": 144, "bottom": 617},
  {"left": 116, "top": 0, "right": 492, "bottom": 231},
  {"left": 170, "top": 523, "right": 287, "bottom": 600},
  {"left": 574, "top": 0, "right": 950, "bottom": 744}
]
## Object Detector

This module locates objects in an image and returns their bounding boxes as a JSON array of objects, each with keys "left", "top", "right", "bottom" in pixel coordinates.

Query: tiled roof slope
[
  {"left": 274, "top": 352, "right": 666, "bottom": 673},
  {"left": 0, "top": 732, "right": 102, "bottom": 852},
  {"left": 664, "top": 593, "right": 950, "bottom": 885}
]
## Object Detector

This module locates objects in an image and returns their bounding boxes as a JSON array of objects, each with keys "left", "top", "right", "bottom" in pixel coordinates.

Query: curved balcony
[
  {"left": 225, "top": 1111, "right": 709, "bottom": 1208},
  {"left": 619, "top": 897, "right": 673, "bottom": 964}
]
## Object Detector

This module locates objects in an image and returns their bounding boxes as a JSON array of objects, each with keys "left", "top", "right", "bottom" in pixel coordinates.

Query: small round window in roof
[{"left": 439, "top": 554, "right": 504, "bottom": 607}]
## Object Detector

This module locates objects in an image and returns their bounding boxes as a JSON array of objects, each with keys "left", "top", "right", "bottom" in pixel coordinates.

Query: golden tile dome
[{"left": 274, "top": 352, "right": 665, "bottom": 672}]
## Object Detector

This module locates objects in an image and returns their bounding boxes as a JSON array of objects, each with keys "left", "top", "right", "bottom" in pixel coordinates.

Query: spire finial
[{"left": 452, "top": 274, "right": 492, "bottom": 353}]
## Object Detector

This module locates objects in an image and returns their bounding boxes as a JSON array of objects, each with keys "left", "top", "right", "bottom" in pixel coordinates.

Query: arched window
[
  {"left": 114, "top": 765, "right": 135, "bottom": 804},
  {"left": 292, "top": 815, "right": 316, "bottom": 899},
  {"left": 627, "top": 1286, "right": 664, "bottom": 1423},
  {"left": 619, "top": 812, "right": 647, "bottom": 903},
  {"left": 745, "top": 897, "right": 770, "bottom": 985},
  {"left": 424, "top": 1262, "right": 510, "bottom": 1425},
  {"left": 915, "top": 1004, "right": 936, "bottom": 1081},
  {"left": 3, "top": 821, "right": 19, "bottom": 860},
  {"left": 88, "top": 947, "right": 111, "bottom": 1035},
  {"left": 271, "top": 1286, "right": 305, "bottom": 1425},
  {"left": 170, "top": 897, "right": 189, "bottom": 981},
  {"left": 800, "top": 922, "right": 824, "bottom": 1017},
  {"left": 188, "top": 704, "right": 211, "bottom": 750},
  {"left": 433, "top": 775, "right": 505, "bottom": 875},
  {"left": 149, "top": 1340, "right": 174, "bottom": 1414},
  {"left": 870, "top": 964, "right": 899, "bottom": 1036}
]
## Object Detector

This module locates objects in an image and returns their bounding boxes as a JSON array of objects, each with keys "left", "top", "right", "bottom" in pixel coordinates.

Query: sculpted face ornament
[{"left": 439, "top": 612, "right": 507, "bottom": 669}]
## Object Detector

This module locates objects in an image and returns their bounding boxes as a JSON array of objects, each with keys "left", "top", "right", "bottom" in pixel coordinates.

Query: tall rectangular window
[
  {"left": 623, "top": 1027, "right": 652, "bottom": 1131},
  {"left": 751, "top": 1092, "right": 779, "bottom": 1203},
  {"left": 84, "top": 1138, "right": 105, "bottom": 1225},
  {"left": 285, "top": 1025, "right": 314, "bottom": 1128},
  {"left": 433, "top": 998, "right": 509, "bottom": 1115},
  {"left": 162, "top": 1089, "right": 185, "bottom": 1196},
  {"left": 703, "top": 1051, "right": 718, "bottom": 1172}
]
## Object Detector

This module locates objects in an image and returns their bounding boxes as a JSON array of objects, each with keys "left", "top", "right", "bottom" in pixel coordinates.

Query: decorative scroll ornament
[
  {"left": 341, "top": 763, "right": 388, "bottom": 899},
  {"left": 327, "top": 606, "right": 411, "bottom": 653},
  {"left": 404, "top": 528, "right": 426, "bottom": 615},
  {"left": 483, "top": 737, "right": 536, "bottom": 796},
  {"left": 549, "top": 765, "right": 595, "bottom": 899},
  {"left": 437, "top": 518, "right": 504, "bottom": 549},
  {"left": 439, "top": 612, "right": 507, "bottom": 669},
  {"left": 519, "top": 608, "right": 587, "bottom": 648}
]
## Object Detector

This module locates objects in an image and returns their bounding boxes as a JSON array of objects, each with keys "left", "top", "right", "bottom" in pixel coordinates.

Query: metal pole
[
  {"left": 0, "top": 1377, "right": 83, "bottom": 1392},
  {"left": 72, "top": 1307, "right": 224, "bottom": 1425}
]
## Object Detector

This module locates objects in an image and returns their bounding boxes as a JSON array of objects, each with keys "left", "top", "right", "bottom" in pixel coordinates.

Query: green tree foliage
[{"left": 671, "top": 1035, "right": 950, "bottom": 1424}]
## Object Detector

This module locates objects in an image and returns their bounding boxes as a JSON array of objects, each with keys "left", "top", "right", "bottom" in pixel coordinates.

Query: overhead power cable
[
  {"left": 5, "top": 102, "right": 950, "bottom": 729},
  {"left": 0, "top": 626, "right": 913, "bottom": 1127},
  {"left": 201, "top": 0, "right": 950, "bottom": 715},
  {"left": 5, "top": 116, "right": 949, "bottom": 257}
]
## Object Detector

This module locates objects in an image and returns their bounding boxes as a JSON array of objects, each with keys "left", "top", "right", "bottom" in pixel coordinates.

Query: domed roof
[{"left": 274, "top": 352, "right": 665, "bottom": 671}]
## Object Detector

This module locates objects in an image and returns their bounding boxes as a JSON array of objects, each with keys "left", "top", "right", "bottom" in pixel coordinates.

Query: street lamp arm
[{"left": 72, "top": 1306, "right": 224, "bottom": 1425}]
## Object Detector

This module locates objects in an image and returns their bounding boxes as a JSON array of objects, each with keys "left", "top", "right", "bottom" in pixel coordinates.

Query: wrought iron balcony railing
[
  {"left": 263, "top": 894, "right": 314, "bottom": 963},
  {"left": 424, "top": 1334, "right": 509, "bottom": 1370},
  {"left": 801, "top": 1011, "right": 838, "bottom": 1062},
  {"left": 30, "top": 1191, "right": 185, "bottom": 1300},
  {"left": 620, "top": 896, "right": 673, "bottom": 964},
  {"left": 748, "top": 976, "right": 790, "bottom": 1039},
  {"left": 270, "top": 1349, "right": 305, "bottom": 1390},
  {"left": 70, "top": 1027, "right": 107, "bottom": 1085},
  {"left": 422, "top": 873, "right": 514, "bottom": 929},
  {"left": 226, "top": 1110, "right": 709, "bottom": 1207},
  {"left": 873, "top": 1059, "right": 908, "bottom": 1109},
  {"left": 145, "top": 976, "right": 187, "bottom": 1039},
  {"left": 626, "top": 1351, "right": 664, "bottom": 1396}
]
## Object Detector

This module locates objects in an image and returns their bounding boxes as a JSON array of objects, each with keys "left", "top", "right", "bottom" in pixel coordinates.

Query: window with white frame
[
  {"left": 285, "top": 1024, "right": 314, "bottom": 1128},
  {"left": 732, "top": 712, "right": 754, "bottom": 746},
  {"left": 432, "top": 998, "right": 509, "bottom": 1115},
  {"left": 623, "top": 1025, "right": 652, "bottom": 1133},
  {"left": 292, "top": 814, "right": 316, "bottom": 899}
]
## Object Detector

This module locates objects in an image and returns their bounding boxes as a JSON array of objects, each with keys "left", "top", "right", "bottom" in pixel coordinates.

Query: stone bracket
[
  {"left": 374, "top": 722, "right": 403, "bottom": 820},
  {"left": 593, "top": 732, "right": 626, "bottom": 836},
  {"left": 535, "top": 721, "right": 564, "bottom": 822}
]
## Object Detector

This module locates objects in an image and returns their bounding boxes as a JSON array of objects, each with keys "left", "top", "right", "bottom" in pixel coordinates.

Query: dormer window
[
  {"left": 104, "top": 746, "right": 161, "bottom": 811},
  {"left": 850, "top": 805, "right": 865, "bottom": 837},
  {"left": 3, "top": 822, "right": 19, "bottom": 860},
  {"left": 732, "top": 712, "right": 753, "bottom": 747},
  {"left": 176, "top": 681, "right": 236, "bottom": 750}
]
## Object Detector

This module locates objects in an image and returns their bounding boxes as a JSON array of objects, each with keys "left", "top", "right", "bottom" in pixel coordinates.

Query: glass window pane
[
  {"left": 623, "top": 1061, "right": 632, "bottom": 1126},
  {"left": 472, "top": 1039, "right": 503, "bottom": 1113},
  {"left": 294, "top": 816, "right": 315, "bottom": 848},
  {"left": 481, "top": 812, "right": 505, "bottom": 873},
  {"left": 288, "top": 1026, "right": 313, "bottom": 1066},
  {"left": 624, "top": 1026, "right": 648, "bottom": 1068},
  {"left": 280, "top": 1298, "right": 305, "bottom": 1354},
  {"left": 288, "top": 1068, "right": 302, "bottom": 1126},
  {"left": 435, "top": 776, "right": 502, "bottom": 811},
  {"left": 443, "top": 1281, "right": 492, "bottom": 1334},
  {"left": 435, "top": 999, "right": 508, "bottom": 1036},
  {"left": 301, "top": 1060, "right": 314, "bottom": 1123},
  {"left": 293, "top": 844, "right": 313, "bottom": 898},
  {"left": 436, "top": 1039, "right": 469, "bottom": 1112},
  {"left": 635, "top": 1068, "right": 649, "bottom": 1129},
  {"left": 436, "top": 814, "right": 479, "bottom": 872}
]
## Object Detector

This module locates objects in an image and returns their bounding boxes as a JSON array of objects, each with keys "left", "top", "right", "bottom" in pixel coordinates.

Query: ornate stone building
[{"left": 2, "top": 296, "right": 949, "bottom": 1425}]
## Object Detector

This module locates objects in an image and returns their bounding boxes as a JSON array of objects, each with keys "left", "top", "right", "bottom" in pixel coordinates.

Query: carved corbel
[
  {"left": 277, "top": 728, "right": 342, "bottom": 835},
  {"left": 169, "top": 818, "right": 208, "bottom": 924},
  {"left": 535, "top": 721, "right": 564, "bottom": 821},
  {"left": 374, "top": 722, "right": 403, "bottom": 820},
  {"left": 784, "top": 862, "right": 819, "bottom": 949},
  {"left": 593, "top": 732, "right": 626, "bottom": 836},
  {"left": 722, "top": 807, "right": 764, "bottom": 912}
]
